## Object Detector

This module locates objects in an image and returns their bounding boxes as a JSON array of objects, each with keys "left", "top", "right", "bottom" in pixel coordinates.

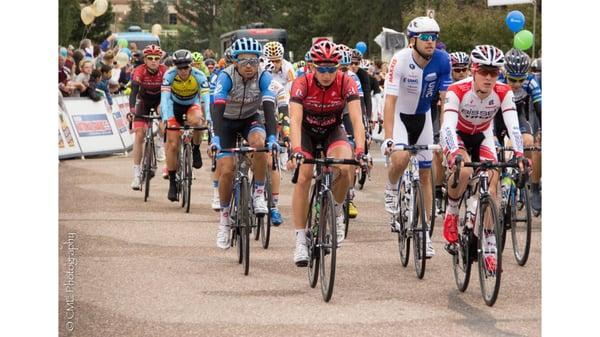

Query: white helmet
[
  {"left": 470, "top": 45, "right": 504, "bottom": 67},
  {"left": 406, "top": 17, "right": 440, "bottom": 37}
]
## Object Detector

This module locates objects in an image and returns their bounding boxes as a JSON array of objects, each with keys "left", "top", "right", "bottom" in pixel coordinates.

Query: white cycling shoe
[
  {"left": 294, "top": 241, "right": 309, "bottom": 267},
  {"left": 216, "top": 225, "right": 230, "bottom": 250},
  {"left": 253, "top": 194, "right": 268, "bottom": 214}
]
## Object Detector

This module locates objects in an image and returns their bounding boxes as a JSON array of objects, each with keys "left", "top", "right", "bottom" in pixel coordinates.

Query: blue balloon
[
  {"left": 355, "top": 41, "right": 367, "bottom": 55},
  {"left": 121, "top": 47, "right": 132, "bottom": 57},
  {"left": 505, "top": 10, "right": 525, "bottom": 33}
]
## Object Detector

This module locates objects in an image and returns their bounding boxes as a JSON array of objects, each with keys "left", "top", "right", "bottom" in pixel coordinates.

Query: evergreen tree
[
  {"left": 123, "top": 0, "right": 145, "bottom": 28},
  {"left": 147, "top": 0, "right": 169, "bottom": 25},
  {"left": 59, "top": 0, "right": 81, "bottom": 46}
]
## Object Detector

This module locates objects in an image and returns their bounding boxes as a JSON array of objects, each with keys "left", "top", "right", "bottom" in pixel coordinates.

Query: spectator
[
  {"left": 96, "top": 64, "right": 114, "bottom": 105},
  {"left": 59, "top": 54, "right": 74, "bottom": 96},
  {"left": 79, "top": 38, "right": 93, "bottom": 58},
  {"left": 129, "top": 42, "right": 138, "bottom": 54},
  {"left": 72, "top": 60, "right": 93, "bottom": 97},
  {"left": 96, "top": 50, "right": 115, "bottom": 69},
  {"left": 86, "top": 69, "right": 103, "bottom": 102},
  {"left": 72, "top": 50, "right": 84, "bottom": 75}
]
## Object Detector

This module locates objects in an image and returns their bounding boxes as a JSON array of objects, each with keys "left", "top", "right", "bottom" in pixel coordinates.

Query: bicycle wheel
[
  {"left": 261, "top": 172, "right": 272, "bottom": 249},
  {"left": 429, "top": 164, "right": 436, "bottom": 237},
  {"left": 142, "top": 140, "right": 153, "bottom": 202},
  {"left": 453, "top": 195, "right": 472, "bottom": 292},
  {"left": 319, "top": 190, "right": 337, "bottom": 302},
  {"left": 477, "top": 196, "right": 502, "bottom": 306},
  {"left": 412, "top": 182, "right": 427, "bottom": 279},
  {"left": 511, "top": 185, "right": 532, "bottom": 266},
  {"left": 343, "top": 195, "right": 350, "bottom": 239},
  {"left": 252, "top": 177, "right": 261, "bottom": 241},
  {"left": 307, "top": 186, "right": 320, "bottom": 288},
  {"left": 183, "top": 145, "right": 192, "bottom": 213},
  {"left": 397, "top": 180, "right": 410, "bottom": 267},
  {"left": 240, "top": 176, "right": 251, "bottom": 275}
]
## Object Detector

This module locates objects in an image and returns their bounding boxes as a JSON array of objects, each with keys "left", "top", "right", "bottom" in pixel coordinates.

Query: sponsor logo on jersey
[
  {"left": 409, "top": 63, "right": 416, "bottom": 70},
  {"left": 424, "top": 81, "right": 436, "bottom": 98},
  {"left": 388, "top": 58, "right": 398, "bottom": 82},
  {"left": 425, "top": 73, "right": 438, "bottom": 81}
]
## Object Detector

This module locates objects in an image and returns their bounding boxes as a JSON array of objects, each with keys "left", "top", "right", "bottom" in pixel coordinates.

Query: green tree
[
  {"left": 124, "top": 0, "right": 145, "bottom": 28},
  {"left": 147, "top": 0, "right": 169, "bottom": 25},
  {"left": 58, "top": 0, "right": 81, "bottom": 46}
]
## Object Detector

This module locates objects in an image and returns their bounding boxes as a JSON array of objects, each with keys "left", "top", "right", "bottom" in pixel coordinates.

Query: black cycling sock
[
  {"left": 193, "top": 144, "right": 200, "bottom": 152},
  {"left": 435, "top": 185, "right": 443, "bottom": 199},
  {"left": 168, "top": 170, "right": 177, "bottom": 183}
]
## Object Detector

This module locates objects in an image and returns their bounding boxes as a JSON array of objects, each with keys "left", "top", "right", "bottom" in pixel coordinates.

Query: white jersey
[
  {"left": 270, "top": 59, "right": 296, "bottom": 97},
  {"left": 384, "top": 48, "right": 452, "bottom": 116}
]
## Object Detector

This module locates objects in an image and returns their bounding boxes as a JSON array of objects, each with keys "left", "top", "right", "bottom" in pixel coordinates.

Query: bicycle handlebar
[
  {"left": 291, "top": 155, "right": 362, "bottom": 184},
  {"left": 165, "top": 126, "right": 209, "bottom": 131},
  {"left": 138, "top": 115, "right": 162, "bottom": 120},
  {"left": 497, "top": 146, "right": 541, "bottom": 152}
]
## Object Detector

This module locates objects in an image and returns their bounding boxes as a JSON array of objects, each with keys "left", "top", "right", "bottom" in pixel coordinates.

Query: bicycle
[
  {"left": 165, "top": 120, "right": 208, "bottom": 213},
  {"left": 497, "top": 146, "right": 534, "bottom": 266},
  {"left": 211, "top": 138, "right": 272, "bottom": 275},
  {"left": 138, "top": 109, "right": 161, "bottom": 202},
  {"left": 386, "top": 141, "right": 440, "bottom": 279},
  {"left": 448, "top": 156, "right": 525, "bottom": 306},
  {"left": 291, "top": 148, "right": 364, "bottom": 302}
]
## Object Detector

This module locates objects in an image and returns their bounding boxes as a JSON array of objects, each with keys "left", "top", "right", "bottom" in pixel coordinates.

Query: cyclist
[
  {"left": 382, "top": 17, "right": 452, "bottom": 258},
  {"left": 129, "top": 44, "right": 168, "bottom": 190},
  {"left": 339, "top": 46, "right": 366, "bottom": 219},
  {"left": 495, "top": 48, "right": 542, "bottom": 213},
  {"left": 440, "top": 45, "right": 526, "bottom": 271},
  {"left": 161, "top": 49, "right": 211, "bottom": 201},
  {"left": 432, "top": 51, "right": 471, "bottom": 211},
  {"left": 288, "top": 40, "right": 365, "bottom": 266},
  {"left": 295, "top": 60, "right": 307, "bottom": 78},
  {"left": 211, "top": 37, "right": 279, "bottom": 249},
  {"left": 263, "top": 41, "right": 296, "bottom": 93},
  {"left": 192, "top": 52, "right": 210, "bottom": 77}
]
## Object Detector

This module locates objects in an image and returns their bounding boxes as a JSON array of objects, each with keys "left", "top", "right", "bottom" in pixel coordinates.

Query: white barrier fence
[{"left": 58, "top": 94, "right": 134, "bottom": 159}]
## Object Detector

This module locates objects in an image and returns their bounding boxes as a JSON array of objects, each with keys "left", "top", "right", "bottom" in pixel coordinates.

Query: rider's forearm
[
  {"left": 262, "top": 100, "right": 277, "bottom": 138},
  {"left": 289, "top": 102, "right": 303, "bottom": 151},
  {"left": 212, "top": 103, "right": 225, "bottom": 138}
]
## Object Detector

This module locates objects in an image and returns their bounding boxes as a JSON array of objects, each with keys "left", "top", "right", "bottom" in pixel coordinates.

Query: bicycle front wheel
[
  {"left": 240, "top": 176, "right": 251, "bottom": 275},
  {"left": 261, "top": 173, "right": 272, "bottom": 249},
  {"left": 142, "top": 141, "right": 153, "bottom": 202},
  {"left": 412, "top": 182, "right": 427, "bottom": 279},
  {"left": 319, "top": 190, "right": 337, "bottom": 302},
  {"left": 511, "top": 185, "right": 532, "bottom": 266},
  {"left": 183, "top": 144, "right": 192, "bottom": 213},
  {"left": 397, "top": 181, "right": 410, "bottom": 267},
  {"left": 453, "top": 194, "right": 472, "bottom": 292},
  {"left": 478, "top": 196, "right": 502, "bottom": 306},
  {"left": 307, "top": 185, "right": 320, "bottom": 288}
]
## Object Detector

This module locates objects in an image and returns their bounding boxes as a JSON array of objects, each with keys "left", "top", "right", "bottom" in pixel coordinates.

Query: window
[{"left": 169, "top": 14, "right": 177, "bottom": 25}]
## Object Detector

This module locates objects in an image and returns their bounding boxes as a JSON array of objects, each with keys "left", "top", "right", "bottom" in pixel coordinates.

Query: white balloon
[
  {"left": 81, "top": 6, "right": 95, "bottom": 25},
  {"left": 92, "top": 0, "right": 108, "bottom": 17},
  {"left": 115, "top": 52, "right": 130, "bottom": 68},
  {"left": 151, "top": 24, "right": 162, "bottom": 36}
]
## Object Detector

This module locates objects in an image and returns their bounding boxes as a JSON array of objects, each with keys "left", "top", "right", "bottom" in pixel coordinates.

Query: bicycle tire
[
  {"left": 252, "top": 177, "right": 261, "bottom": 241},
  {"left": 261, "top": 172, "right": 272, "bottom": 249},
  {"left": 453, "top": 194, "right": 472, "bottom": 292},
  {"left": 429, "top": 163, "right": 436, "bottom": 237},
  {"left": 240, "top": 176, "right": 251, "bottom": 275},
  {"left": 477, "top": 196, "right": 502, "bottom": 306},
  {"left": 319, "top": 189, "right": 337, "bottom": 302},
  {"left": 398, "top": 180, "right": 410, "bottom": 267},
  {"left": 178, "top": 146, "right": 185, "bottom": 208},
  {"left": 511, "top": 185, "right": 532, "bottom": 266},
  {"left": 412, "top": 182, "right": 427, "bottom": 279},
  {"left": 343, "top": 196, "right": 350, "bottom": 239},
  {"left": 181, "top": 144, "right": 192, "bottom": 213},
  {"left": 142, "top": 141, "right": 151, "bottom": 202},
  {"left": 307, "top": 185, "right": 319, "bottom": 288}
]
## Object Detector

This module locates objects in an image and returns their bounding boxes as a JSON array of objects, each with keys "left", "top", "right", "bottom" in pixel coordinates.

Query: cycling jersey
[
  {"left": 129, "top": 64, "right": 168, "bottom": 111},
  {"left": 290, "top": 71, "right": 359, "bottom": 135},
  {"left": 160, "top": 67, "right": 211, "bottom": 122},
  {"left": 441, "top": 78, "right": 524, "bottom": 159},
  {"left": 270, "top": 59, "right": 296, "bottom": 94},
  {"left": 385, "top": 48, "right": 452, "bottom": 115},
  {"left": 214, "top": 65, "right": 275, "bottom": 120},
  {"left": 500, "top": 73, "right": 542, "bottom": 123}
]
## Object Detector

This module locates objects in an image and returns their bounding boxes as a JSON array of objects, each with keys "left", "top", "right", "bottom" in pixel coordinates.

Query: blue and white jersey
[
  {"left": 209, "top": 69, "right": 221, "bottom": 105},
  {"left": 499, "top": 73, "right": 541, "bottom": 106},
  {"left": 347, "top": 70, "right": 364, "bottom": 97},
  {"left": 384, "top": 48, "right": 452, "bottom": 115}
]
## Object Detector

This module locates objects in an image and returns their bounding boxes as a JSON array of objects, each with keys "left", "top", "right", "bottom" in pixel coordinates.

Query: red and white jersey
[{"left": 441, "top": 77, "right": 524, "bottom": 156}]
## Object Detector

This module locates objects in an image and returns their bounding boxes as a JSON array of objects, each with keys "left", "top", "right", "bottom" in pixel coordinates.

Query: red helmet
[
  {"left": 143, "top": 44, "right": 162, "bottom": 57},
  {"left": 309, "top": 40, "right": 341, "bottom": 64}
]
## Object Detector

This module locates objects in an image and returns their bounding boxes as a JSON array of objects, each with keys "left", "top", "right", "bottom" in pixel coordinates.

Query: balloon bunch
[
  {"left": 505, "top": 10, "right": 533, "bottom": 51},
  {"left": 80, "top": 0, "right": 109, "bottom": 26}
]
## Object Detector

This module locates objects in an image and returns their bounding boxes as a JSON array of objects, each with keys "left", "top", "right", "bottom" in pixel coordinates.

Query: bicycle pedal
[{"left": 444, "top": 243, "right": 458, "bottom": 256}]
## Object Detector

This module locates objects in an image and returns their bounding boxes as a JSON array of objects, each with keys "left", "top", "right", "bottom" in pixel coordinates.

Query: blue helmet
[
  {"left": 339, "top": 50, "right": 352, "bottom": 66},
  {"left": 304, "top": 51, "right": 312, "bottom": 62},
  {"left": 231, "top": 37, "right": 262, "bottom": 58}
]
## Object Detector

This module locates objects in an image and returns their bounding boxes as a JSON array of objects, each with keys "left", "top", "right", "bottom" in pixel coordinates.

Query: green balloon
[
  {"left": 117, "top": 38, "right": 128, "bottom": 48},
  {"left": 514, "top": 30, "right": 533, "bottom": 51}
]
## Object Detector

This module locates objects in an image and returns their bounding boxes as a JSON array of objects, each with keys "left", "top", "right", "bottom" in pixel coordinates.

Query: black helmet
[
  {"left": 172, "top": 49, "right": 193, "bottom": 68},
  {"left": 531, "top": 58, "right": 542, "bottom": 73},
  {"left": 504, "top": 48, "right": 530, "bottom": 77}
]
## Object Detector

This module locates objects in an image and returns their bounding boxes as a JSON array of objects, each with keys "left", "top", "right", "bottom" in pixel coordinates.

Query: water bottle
[
  {"left": 465, "top": 195, "right": 478, "bottom": 229},
  {"left": 500, "top": 175, "right": 512, "bottom": 204}
]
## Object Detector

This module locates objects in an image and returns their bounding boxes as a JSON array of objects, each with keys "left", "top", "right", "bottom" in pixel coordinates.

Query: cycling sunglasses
[
  {"left": 350, "top": 61, "right": 360, "bottom": 66},
  {"left": 176, "top": 65, "right": 191, "bottom": 70},
  {"left": 417, "top": 33, "right": 439, "bottom": 42},
  {"left": 476, "top": 67, "right": 499, "bottom": 77},
  {"left": 237, "top": 58, "right": 259, "bottom": 67},
  {"left": 145, "top": 56, "right": 161, "bottom": 61},
  {"left": 315, "top": 65, "right": 339, "bottom": 73},
  {"left": 507, "top": 76, "right": 526, "bottom": 83},
  {"left": 452, "top": 67, "right": 468, "bottom": 73}
]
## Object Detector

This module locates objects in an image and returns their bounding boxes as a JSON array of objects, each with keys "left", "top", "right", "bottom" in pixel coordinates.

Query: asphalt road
[{"left": 59, "top": 145, "right": 541, "bottom": 337}]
